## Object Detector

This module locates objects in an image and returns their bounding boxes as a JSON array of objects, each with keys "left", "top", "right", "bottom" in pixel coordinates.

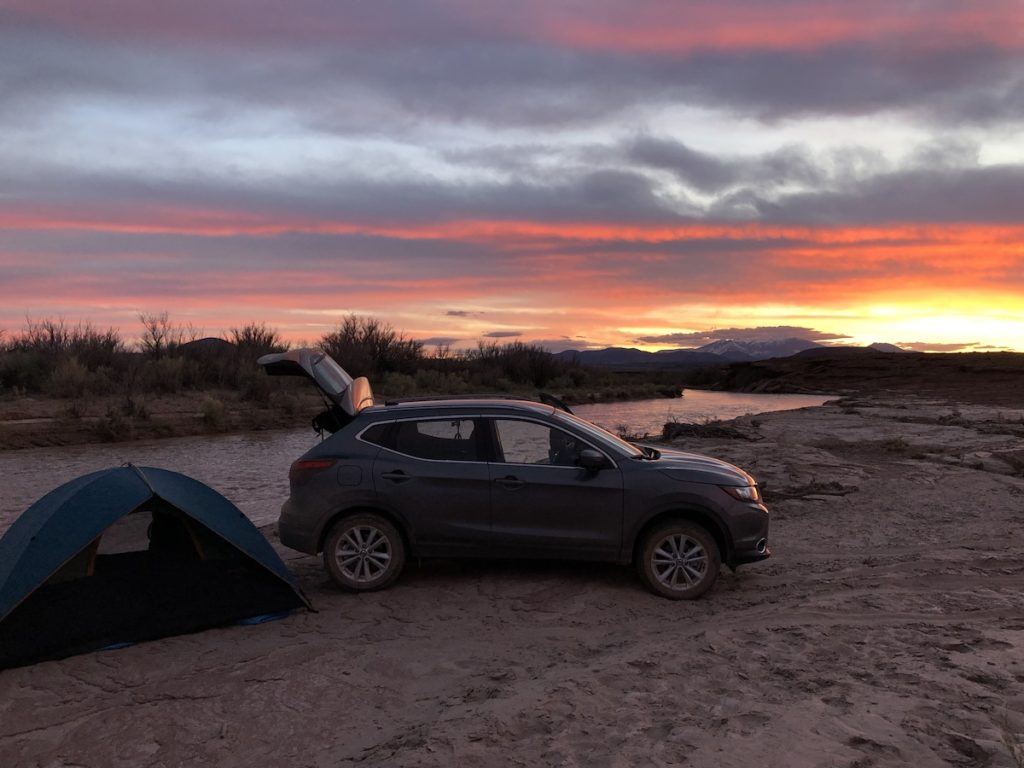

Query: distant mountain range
[{"left": 555, "top": 338, "right": 907, "bottom": 367}]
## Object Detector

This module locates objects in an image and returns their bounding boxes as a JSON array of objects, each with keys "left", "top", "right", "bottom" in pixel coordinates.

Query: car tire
[
  {"left": 323, "top": 513, "right": 406, "bottom": 592},
  {"left": 637, "top": 521, "right": 720, "bottom": 599}
]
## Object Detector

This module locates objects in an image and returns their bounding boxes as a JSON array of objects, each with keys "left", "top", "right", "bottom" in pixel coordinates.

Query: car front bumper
[
  {"left": 726, "top": 501, "right": 770, "bottom": 567},
  {"left": 731, "top": 543, "right": 771, "bottom": 566}
]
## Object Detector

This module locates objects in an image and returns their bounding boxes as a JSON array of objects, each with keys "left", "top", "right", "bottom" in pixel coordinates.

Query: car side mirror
[{"left": 577, "top": 448, "right": 608, "bottom": 472}]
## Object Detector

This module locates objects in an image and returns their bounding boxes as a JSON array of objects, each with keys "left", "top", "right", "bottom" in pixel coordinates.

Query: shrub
[
  {"left": 0, "top": 351, "right": 49, "bottom": 392},
  {"left": 61, "top": 399, "right": 86, "bottom": 420},
  {"left": 140, "top": 357, "right": 186, "bottom": 394},
  {"left": 238, "top": 369, "right": 272, "bottom": 403},
  {"left": 201, "top": 397, "right": 226, "bottom": 429},
  {"left": 95, "top": 407, "right": 133, "bottom": 442},
  {"left": 87, "top": 366, "right": 117, "bottom": 395},
  {"left": 321, "top": 315, "right": 423, "bottom": 378},
  {"left": 380, "top": 372, "right": 416, "bottom": 396},
  {"left": 48, "top": 358, "right": 90, "bottom": 398},
  {"left": 547, "top": 374, "right": 577, "bottom": 391},
  {"left": 413, "top": 369, "right": 474, "bottom": 394},
  {"left": 122, "top": 396, "right": 150, "bottom": 420},
  {"left": 229, "top": 323, "right": 286, "bottom": 357},
  {"left": 271, "top": 390, "right": 301, "bottom": 415}
]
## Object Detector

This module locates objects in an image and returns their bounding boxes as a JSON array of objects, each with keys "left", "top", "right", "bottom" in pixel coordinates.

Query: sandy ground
[{"left": 2, "top": 397, "right": 1023, "bottom": 767}]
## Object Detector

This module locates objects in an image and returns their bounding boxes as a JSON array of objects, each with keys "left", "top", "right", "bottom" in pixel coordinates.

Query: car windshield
[
  {"left": 554, "top": 411, "right": 644, "bottom": 458},
  {"left": 311, "top": 354, "right": 350, "bottom": 395}
]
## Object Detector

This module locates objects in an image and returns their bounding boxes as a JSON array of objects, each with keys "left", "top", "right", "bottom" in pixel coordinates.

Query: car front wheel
[
  {"left": 637, "top": 522, "right": 720, "bottom": 599},
  {"left": 323, "top": 513, "right": 406, "bottom": 592}
]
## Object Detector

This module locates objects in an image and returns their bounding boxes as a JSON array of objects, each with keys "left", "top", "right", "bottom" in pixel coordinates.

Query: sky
[{"left": 1, "top": 0, "right": 1023, "bottom": 352}]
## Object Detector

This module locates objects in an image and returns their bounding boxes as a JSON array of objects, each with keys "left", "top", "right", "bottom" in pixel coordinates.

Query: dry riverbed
[{"left": 2, "top": 397, "right": 1023, "bottom": 767}]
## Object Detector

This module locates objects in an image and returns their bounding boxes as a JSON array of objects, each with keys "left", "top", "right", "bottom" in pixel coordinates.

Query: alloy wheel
[
  {"left": 652, "top": 533, "right": 708, "bottom": 590},
  {"left": 335, "top": 524, "right": 392, "bottom": 583}
]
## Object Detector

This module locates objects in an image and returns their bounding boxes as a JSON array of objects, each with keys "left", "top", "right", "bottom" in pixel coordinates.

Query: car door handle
[
  {"left": 380, "top": 470, "right": 412, "bottom": 484},
  {"left": 495, "top": 475, "right": 525, "bottom": 490}
]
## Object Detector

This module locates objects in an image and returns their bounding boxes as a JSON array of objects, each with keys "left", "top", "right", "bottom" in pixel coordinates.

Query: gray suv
[{"left": 260, "top": 350, "right": 770, "bottom": 599}]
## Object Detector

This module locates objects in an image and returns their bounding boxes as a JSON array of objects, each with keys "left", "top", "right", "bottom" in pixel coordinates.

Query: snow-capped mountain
[
  {"left": 693, "top": 337, "right": 824, "bottom": 361},
  {"left": 555, "top": 338, "right": 907, "bottom": 367}
]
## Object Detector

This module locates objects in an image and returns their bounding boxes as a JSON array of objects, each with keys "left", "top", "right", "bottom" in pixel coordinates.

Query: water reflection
[{"left": 572, "top": 389, "right": 832, "bottom": 437}]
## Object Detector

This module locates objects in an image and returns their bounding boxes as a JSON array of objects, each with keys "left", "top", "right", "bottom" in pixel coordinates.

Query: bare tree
[
  {"left": 139, "top": 312, "right": 171, "bottom": 359},
  {"left": 138, "top": 312, "right": 198, "bottom": 358}
]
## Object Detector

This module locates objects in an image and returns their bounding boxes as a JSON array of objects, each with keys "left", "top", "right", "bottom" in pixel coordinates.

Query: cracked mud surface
[{"left": 2, "top": 398, "right": 1023, "bottom": 767}]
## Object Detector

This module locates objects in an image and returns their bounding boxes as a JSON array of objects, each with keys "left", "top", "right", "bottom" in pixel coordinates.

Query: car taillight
[{"left": 289, "top": 458, "right": 336, "bottom": 485}]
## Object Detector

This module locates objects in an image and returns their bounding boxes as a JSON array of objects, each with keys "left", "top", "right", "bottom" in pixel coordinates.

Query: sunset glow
[{"left": 1, "top": 1, "right": 1022, "bottom": 352}]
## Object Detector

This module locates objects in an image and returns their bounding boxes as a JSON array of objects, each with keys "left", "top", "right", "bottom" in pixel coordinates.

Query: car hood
[
  {"left": 650, "top": 447, "right": 755, "bottom": 486},
  {"left": 257, "top": 348, "right": 373, "bottom": 417}
]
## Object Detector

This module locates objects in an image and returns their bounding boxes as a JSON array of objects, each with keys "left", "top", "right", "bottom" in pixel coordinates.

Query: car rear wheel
[
  {"left": 323, "top": 513, "right": 405, "bottom": 592},
  {"left": 637, "top": 522, "right": 720, "bottom": 599}
]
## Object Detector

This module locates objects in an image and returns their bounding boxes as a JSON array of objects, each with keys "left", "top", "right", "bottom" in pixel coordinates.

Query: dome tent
[{"left": 0, "top": 465, "right": 310, "bottom": 669}]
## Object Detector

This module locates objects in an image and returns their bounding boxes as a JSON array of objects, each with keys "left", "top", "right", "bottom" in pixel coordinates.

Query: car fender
[
  {"left": 624, "top": 493, "right": 734, "bottom": 563},
  {"left": 314, "top": 492, "right": 416, "bottom": 554}
]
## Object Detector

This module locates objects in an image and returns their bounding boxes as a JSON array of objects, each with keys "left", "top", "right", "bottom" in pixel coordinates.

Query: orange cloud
[
  {"left": 531, "top": 2, "right": 1024, "bottom": 54},
  {"left": 2, "top": 205, "right": 1022, "bottom": 347}
]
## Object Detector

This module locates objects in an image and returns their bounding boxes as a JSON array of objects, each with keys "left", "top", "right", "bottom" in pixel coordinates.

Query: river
[{"left": 0, "top": 390, "right": 831, "bottom": 531}]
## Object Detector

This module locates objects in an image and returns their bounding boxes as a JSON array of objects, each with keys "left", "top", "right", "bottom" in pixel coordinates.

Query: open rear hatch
[{"left": 257, "top": 349, "right": 373, "bottom": 433}]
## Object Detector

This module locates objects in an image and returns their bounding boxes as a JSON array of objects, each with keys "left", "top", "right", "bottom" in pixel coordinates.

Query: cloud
[
  {"left": 627, "top": 137, "right": 823, "bottom": 193},
  {"left": 0, "top": 163, "right": 683, "bottom": 228},
  {"left": 482, "top": 331, "right": 523, "bottom": 338},
  {"left": 896, "top": 341, "right": 983, "bottom": 352},
  {"left": 743, "top": 163, "right": 1024, "bottom": 225},
  {"left": 635, "top": 326, "right": 851, "bottom": 346},
  {"left": 1, "top": 1, "right": 1022, "bottom": 350},
  {"left": 2, "top": 3, "right": 1022, "bottom": 131},
  {"left": 418, "top": 335, "right": 461, "bottom": 346}
]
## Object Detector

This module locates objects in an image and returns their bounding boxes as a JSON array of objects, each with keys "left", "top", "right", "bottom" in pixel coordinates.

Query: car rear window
[{"left": 361, "top": 422, "right": 393, "bottom": 448}]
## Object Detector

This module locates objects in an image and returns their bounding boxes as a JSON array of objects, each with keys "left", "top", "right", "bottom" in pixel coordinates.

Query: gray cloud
[
  {"left": 636, "top": 326, "right": 851, "bottom": 345},
  {"left": 482, "top": 331, "right": 523, "bottom": 338},
  {"left": 2, "top": 8, "right": 1022, "bottom": 131},
  {"left": 743, "top": 163, "right": 1024, "bottom": 224},
  {"left": 1, "top": 162, "right": 683, "bottom": 226},
  {"left": 627, "top": 137, "right": 823, "bottom": 193},
  {"left": 9, "top": 136, "right": 1023, "bottom": 236},
  {"left": 418, "top": 336, "right": 461, "bottom": 347}
]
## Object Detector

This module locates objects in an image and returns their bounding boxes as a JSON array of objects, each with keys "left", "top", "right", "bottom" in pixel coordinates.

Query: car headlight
[{"left": 721, "top": 484, "right": 761, "bottom": 503}]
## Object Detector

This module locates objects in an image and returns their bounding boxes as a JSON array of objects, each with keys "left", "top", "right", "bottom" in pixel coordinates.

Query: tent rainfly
[{"left": 0, "top": 466, "right": 310, "bottom": 669}]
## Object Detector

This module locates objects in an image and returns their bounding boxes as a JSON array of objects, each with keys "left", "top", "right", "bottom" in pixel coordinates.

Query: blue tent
[{"left": 0, "top": 466, "right": 310, "bottom": 669}]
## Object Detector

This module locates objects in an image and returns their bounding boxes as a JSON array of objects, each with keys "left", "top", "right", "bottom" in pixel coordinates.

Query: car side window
[
  {"left": 392, "top": 419, "right": 481, "bottom": 462},
  {"left": 492, "top": 419, "right": 585, "bottom": 467},
  {"left": 361, "top": 422, "right": 392, "bottom": 448}
]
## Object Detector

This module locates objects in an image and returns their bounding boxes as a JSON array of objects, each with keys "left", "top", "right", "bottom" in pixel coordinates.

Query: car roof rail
[
  {"left": 382, "top": 393, "right": 531, "bottom": 406},
  {"left": 381, "top": 392, "right": 574, "bottom": 413}
]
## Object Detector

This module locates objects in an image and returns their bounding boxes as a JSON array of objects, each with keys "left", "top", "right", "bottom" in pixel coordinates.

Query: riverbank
[
  {"left": 687, "top": 349, "right": 1024, "bottom": 407},
  {"left": 2, "top": 396, "right": 1022, "bottom": 766},
  {"left": 0, "top": 382, "right": 678, "bottom": 451}
]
